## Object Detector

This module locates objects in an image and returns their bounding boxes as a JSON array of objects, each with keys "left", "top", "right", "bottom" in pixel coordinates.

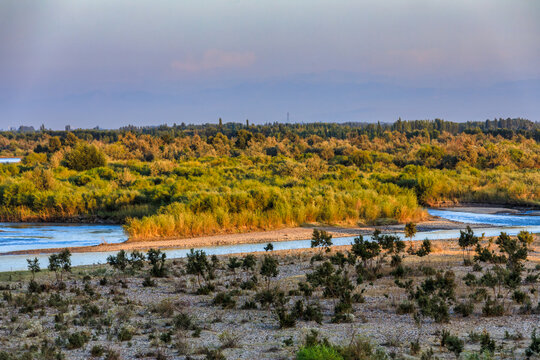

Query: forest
[{"left": 0, "top": 118, "right": 538, "bottom": 240}]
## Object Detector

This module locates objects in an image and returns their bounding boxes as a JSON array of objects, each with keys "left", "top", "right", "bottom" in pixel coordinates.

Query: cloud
[{"left": 171, "top": 49, "right": 256, "bottom": 72}]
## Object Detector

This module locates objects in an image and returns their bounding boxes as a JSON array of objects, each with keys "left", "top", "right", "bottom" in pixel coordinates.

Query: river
[
  {"left": 0, "top": 209, "right": 538, "bottom": 272},
  {"left": 0, "top": 157, "right": 21, "bottom": 164}
]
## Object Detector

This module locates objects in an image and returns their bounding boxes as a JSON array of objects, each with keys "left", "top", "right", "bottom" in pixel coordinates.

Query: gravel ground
[{"left": 0, "top": 238, "right": 539, "bottom": 359}]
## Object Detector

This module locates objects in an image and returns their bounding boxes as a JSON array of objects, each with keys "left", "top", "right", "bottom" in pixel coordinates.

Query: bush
[
  {"left": 482, "top": 299, "right": 505, "bottom": 317},
  {"left": 195, "top": 284, "right": 215, "bottom": 295},
  {"left": 410, "top": 339, "right": 421, "bottom": 355},
  {"left": 90, "top": 345, "right": 104, "bottom": 357},
  {"left": 105, "top": 349, "right": 121, "bottom": 360},
  {"left": 240, "top": 278, "right": 258, "bottom": 290},
  {"left": 202, "top": 349, "right": 226, "bottom": 360},
  {"left": 142, "top": 276, "right": 156, "bottom": 287},
  {"left": 27, "top": 279, "right": 43, "bottom": 294},
  {"left": 67, "top": 331, "right": 89, "bottom": 349},
  {"left": 463, "top": 273, "right": 477, "bottom": 286},
  {"left": 454, "top": 301, "right": 474, "bottom": 317},
  {"left": 512, "top": 290, "right": 529, "bottom": 304},
  {"left": 526, "top": 329, "right": 540, "bottom": 358},
  {"left": 219, "top": 331, "right": 241, "bottom": 348},
  {"left": 276, "top": 307, "right": 296, "bottom": 328},
  {"left": 441, "top": 330, "right": 464, "bottom": 358},
  {"left": 396, "top": 301, "right": 414, "bottom": 314},
  {"left": 296, "top": 345, "right": 344, "bottom": 360},
  {"left": 213, "top": 292, "right": 236, "bottom": 309},
  {"left": 462, "top": 352, "right": 494, "bottom": 360},
  {"left": 160, "top": 331, "right": 172, "bottom": 344},
  {"left": 255, "top": 288, "right": 284, "bottom": 308},
  {"left": 152, "top": 299, "right": 176, "bottom": 317},
  {"left": 0, "top": 352, "right": 13, "bottom": 360},
  {"left": 63, "top": 143, "right": 106, "bottom": 171},
  {"left": 479, "top": 331, "right": 496, "bottom": 353},
  {"left": 340, "top": 336, "right": 386, "bottom": 360},
  {"left": 174, "top": 313, "right": 194, "bottom": 330},
  {"left": 118, "top": 327, "right": 134, "bottom": 341},
  {"left": 303, "top": 303, "right": 323, "bottom": 324}
]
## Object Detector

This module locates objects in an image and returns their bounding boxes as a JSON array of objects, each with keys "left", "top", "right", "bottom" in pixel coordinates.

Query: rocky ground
[{"left": 0, "top": 236, "right": 539, "bottom": 359}]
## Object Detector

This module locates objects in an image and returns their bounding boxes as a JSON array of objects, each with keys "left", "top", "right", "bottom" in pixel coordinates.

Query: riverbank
[
  {"left": 0, "top": 216, "right": 479, "bottom": 256},
  {"left": 3, "top": 205, "right": 540, "bottom": 258},
  {"left": 438, "top": 204, "right": 540, "bottom": 215}
]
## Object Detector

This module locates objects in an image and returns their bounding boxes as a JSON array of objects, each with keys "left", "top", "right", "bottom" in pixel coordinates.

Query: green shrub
[
  {"left": 105, "top": 349, "right": 121, "bottom": 360},
  {"left": 90, "top": 345, "right": 104, "bottom": 357},
  {"left": 174, "top": 313, "right": 195, "bottom": 330},
  {"left": 396, "top": 301, "right": 414, "bottom": 314},
  {"left": 276, "top": 307, "right": 296, "bottom": 328},
  {"left": 202, "top": 348, "right": 226, "bottom": 360},
  {"left": 296, "top": 345, "right": 344, "bottom": 360},
  {"left": 303, "top": 303, "right": 323, "bottom": 324},
  {"left": 67, "top": 331, "right": 89, "bottom": 349},
  {"left": 118, "top": 327, "right": 134, "bottom": 341},
  {"left": 526, "top": 329, "right": 540, "bottom": 358},
  {"left": 454, "top": 301, "right": 474, "bottom": 317},
  {"left": 512, "top": 290, "right": 529, "bottom": 304},
  {"left": 410, "top": 339, "right": 421, "bottom": 355},
  {"left": 482, "top": 299, "right": 504, "bottom": 317},
  {"left": 63, "top": 143, "right": 106, "bottom": 171},
  {"left": 160, "top": 331, "right": 172, "bottom": 343},
  {"left": 195, "top": 284, "right": 215, "bottom": 295},
  {"left": 463, "top": 352, "right": 494, "bottom": 360},
  {"left": 241, "top": 300, "right": 257, "bottom": 310},
  {"left": 213, "top": 292, "right": 236, "bottom": 309},
  {"left": 255, "top": 288, "right": 285, "bottom": 308},
  {"left": 0, "top": 351, "right": 14, "bottom": 360},
  {"left": 340, "top": 336, "right": 387, "bottom": 360},
  {"left": 479, "top": 331, "right": 496, "bottom": 353},
  {"left": 240, "top": 278, "right": 258, "bottom": 290},
  {"left": 441, "top": 330, "right": 464, "bottom": 358},
  {"left": 142, "top": 276, "right": 156, "bottom": 287}
]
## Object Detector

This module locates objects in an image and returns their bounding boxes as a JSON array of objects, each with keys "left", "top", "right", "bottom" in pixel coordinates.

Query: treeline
[
  {"left": 0, "top": 118, "right": 538, "bottom": 240},
  {"left": 3, "top": 117, "right": 540, "bottom": 144}
]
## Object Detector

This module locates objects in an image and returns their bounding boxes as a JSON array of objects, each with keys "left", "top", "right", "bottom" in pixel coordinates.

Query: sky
[{"left": 1, "top": 0, "right": 539, "bottom": 129}]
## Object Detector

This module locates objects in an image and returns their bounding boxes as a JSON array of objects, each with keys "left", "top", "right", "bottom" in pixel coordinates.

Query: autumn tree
[{"left": 63, "top": 143, "right": 106, "bottom": 170}]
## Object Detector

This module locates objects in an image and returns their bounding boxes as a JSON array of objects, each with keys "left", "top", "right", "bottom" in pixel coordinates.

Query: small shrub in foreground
[
  {"left": 526, "top": 329, "right": 540, "bottom": 358},
  {"left": 454, "top": 301, "right": 474, "bottom": 317},
  {"left": 67, "top": 331, "right": 89, "bottom": 349},
  {"left": 296, "top": 345, "right": 344, "bottom": 360},
  {"left": 90, "top": 345, "right": 105, "bottom": 357},
  {"left": 174, "top": 313, "right": 194, "bottom": 330},
  {"left": 482, "top": 299, "right": 504, "bottom": 317},
  {"left": 118, "top": 327, "right": 134, "bottom": 341},
  {"left": 440, "top": 330, "right": 464, "bottom": 358},
  {"left": 213, "top": 292, "right": 236, "bottom": 309}
]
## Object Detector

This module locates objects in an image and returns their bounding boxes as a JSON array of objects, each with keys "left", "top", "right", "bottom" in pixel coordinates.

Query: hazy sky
[{"left": 1, "top": 0, "right": 539, "bottom": 129}]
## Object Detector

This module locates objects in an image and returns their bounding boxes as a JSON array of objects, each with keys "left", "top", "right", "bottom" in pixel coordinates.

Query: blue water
[
  {"left": 0, "top": 209, "right": 538, "bottom": 272},
  {"left": 0, "top": 158, "right": 21, "bottom": 163},
  {"left": 0, "top": 223, "right": 126, "bottom": 253},
  {"left": 428, "top": 209, "right": 540, "bottom": 227}
]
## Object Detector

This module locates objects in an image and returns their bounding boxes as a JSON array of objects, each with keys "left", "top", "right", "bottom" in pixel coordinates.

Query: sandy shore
[{"left": 1, "top": 217, "right": 480, "bottom": 256}]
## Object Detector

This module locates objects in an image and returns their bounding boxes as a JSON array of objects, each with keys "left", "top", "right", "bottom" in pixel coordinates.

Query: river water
[
  {"left": 0, "top": 158, "right": 21, "bottom": 164},
  {"left": 0, "top": 209, "right": 538, "bottom": 272}
]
